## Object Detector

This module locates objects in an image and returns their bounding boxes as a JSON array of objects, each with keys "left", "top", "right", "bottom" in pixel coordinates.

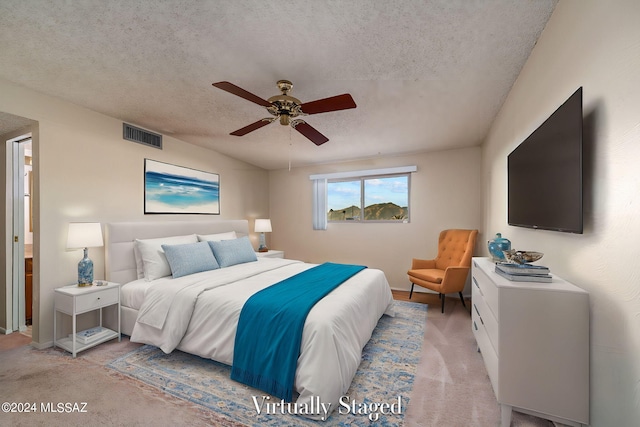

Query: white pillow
[
  {"left": 135, "top": 234, "right": 198, "bottom": 281},
  {"left": 133, "top": 244, "right": 145, "bottom": 279},
  {"left": 197, "top": 231, "right": 237, "bottom": 242}
]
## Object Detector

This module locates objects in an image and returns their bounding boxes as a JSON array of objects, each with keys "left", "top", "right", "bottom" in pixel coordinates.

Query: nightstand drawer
[
  {"left": 75, "top": 287, "right": 119, "bottom": 313},
  {"left": 256, "top": 250, "right": 284, "bottom": 258}
]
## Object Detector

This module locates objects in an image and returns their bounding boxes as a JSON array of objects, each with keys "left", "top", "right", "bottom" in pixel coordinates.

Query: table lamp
[
  {"left": 66, "top": 222, "right": 104, "bottom": 286},
  {"left": 254, "top": 219, "right": 272, "bottom": 252}
]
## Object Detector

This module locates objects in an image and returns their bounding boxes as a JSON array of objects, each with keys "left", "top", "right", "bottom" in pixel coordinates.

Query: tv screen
[{"left": 508, "top": 87, "right": 583, "bottom": 234}]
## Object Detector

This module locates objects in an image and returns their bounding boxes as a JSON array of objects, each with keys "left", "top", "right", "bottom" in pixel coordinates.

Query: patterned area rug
[{"left": 107, "top": 301, "right": 426, "bottom": 426}]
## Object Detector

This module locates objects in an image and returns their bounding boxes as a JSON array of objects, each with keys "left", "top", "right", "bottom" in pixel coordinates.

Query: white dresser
[{"left": 471, "top": 257, "right": 589, "bottom": 427}]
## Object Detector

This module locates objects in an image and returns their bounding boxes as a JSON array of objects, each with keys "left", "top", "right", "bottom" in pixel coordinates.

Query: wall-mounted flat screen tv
[{"left": 508, "top": 87, "right": 583, "bottom": 234}]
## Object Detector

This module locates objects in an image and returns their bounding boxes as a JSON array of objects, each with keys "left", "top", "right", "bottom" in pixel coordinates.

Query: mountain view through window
[{"left": 327, "top": 175, "right": 409, "bottom": 222}]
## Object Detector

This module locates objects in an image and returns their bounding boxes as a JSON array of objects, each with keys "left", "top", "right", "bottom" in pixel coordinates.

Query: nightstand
[
  {"left": 53, "top": 282, "right": 121, "bottom": 357},
  {"left": 256, "top": 250, "right": 285, "bottom": 259}
]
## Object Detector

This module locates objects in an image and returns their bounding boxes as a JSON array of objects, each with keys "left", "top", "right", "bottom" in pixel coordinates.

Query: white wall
[
  {"left": 0, "top": 77, "right": 270, "bottom": 346},
  {"left": 482, "top": 1, "right": 640, "bottom": 424},
  {"left": 269, "top": 147, "right": 483, "bottom": 291}
]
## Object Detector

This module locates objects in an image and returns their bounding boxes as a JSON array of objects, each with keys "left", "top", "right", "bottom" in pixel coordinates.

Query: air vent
[{"left": 123, "top": 123, "right": 162, "bottom": 149}]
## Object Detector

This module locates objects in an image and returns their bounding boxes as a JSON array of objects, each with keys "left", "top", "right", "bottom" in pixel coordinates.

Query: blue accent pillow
[
  {"left": 208, "top": 236, "right": 258, "bottom": 268},
  {"left": 161, "top": 241, "right": 220, "bottom": 278}
]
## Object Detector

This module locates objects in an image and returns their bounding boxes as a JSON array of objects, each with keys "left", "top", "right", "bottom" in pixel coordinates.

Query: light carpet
[{"left": 107, "top": 300, "right": 426, "bottom": 426}]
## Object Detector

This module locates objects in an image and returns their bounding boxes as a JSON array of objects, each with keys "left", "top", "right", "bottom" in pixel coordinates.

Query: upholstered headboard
[{"left": 105, "top": 220, "right": 250, "bottom": 284}]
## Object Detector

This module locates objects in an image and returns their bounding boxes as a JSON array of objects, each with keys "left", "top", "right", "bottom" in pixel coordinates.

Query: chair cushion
[{"left": 408, "top": 268, "right": 444, "bottom": 284}]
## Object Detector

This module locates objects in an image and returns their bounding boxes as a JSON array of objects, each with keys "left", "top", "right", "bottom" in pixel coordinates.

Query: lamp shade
[
  {"left": 66, "top": 222, "right": 104, "bottom": 249},
  {"left": 254, "top": 219, "right": 272, "bottom": 233}
]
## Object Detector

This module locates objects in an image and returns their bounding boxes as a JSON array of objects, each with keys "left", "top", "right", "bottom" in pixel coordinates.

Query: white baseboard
[
  {"left": 389, "top": 286, "right": 471, "bottom": 299},
  {"left": 30, "top": 340, "right": 53, "bottom": 350},
  {"left": 389, "top": 285, "right": 432, "bottom": 293}
]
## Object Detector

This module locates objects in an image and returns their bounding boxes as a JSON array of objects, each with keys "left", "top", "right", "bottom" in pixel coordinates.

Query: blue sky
[{"left": 327, "top": 176, "right": 408, "bottom": 211}]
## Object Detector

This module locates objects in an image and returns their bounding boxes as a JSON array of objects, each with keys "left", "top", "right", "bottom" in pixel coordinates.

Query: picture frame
[{"left": 144, "top": 159, "right": 220, "bottom": 214}]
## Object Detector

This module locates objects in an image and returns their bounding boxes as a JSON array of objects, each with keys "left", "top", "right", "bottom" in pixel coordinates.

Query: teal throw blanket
[{"left": 230, "top": 262, "right": 367, "bottom": 401}]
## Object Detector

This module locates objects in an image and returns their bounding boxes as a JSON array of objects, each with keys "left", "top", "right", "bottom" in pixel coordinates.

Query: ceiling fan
[{"left": 212, "top": 80, "right": 356, "bottom": 146}]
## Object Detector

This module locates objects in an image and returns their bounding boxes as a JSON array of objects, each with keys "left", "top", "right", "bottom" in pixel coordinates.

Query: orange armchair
[{"left": 407, "top": 229, "right": 478, "bottom": 313}]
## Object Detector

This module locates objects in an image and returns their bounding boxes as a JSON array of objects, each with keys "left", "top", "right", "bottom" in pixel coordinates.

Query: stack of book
[
  {"left": 69, "top": 326, "right": 112, "bottom": 344},
  {"left": 494, "top": 262, "right": 552, "bottom": 283}
]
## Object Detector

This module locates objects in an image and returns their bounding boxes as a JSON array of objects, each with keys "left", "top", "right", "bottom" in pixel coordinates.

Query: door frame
[{"left": 4, "top": 133, "right": 30, "bottom": 333}]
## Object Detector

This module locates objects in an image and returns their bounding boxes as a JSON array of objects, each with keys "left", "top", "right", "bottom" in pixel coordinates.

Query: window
[
  {"left": 328, "top": 174, "right": 410, "bottom": 222},
  {"left": 327, "top": 180, "right": 361, "bottom": 220},
  {"left": 310, "top": 166, "right": 415, "bottom": 229}
]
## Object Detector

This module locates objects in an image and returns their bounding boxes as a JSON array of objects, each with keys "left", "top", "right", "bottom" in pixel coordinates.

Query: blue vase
[{"left": 488, "top": 233, "right": 511, "bottom": 262}]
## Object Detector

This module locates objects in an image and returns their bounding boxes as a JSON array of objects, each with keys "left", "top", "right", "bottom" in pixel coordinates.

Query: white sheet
[
  {"left": 129, "top": 257, "right": 394, "bottom": 420},
  {"left": 119, "top": 278, "right": 150, "bottom": 310}
]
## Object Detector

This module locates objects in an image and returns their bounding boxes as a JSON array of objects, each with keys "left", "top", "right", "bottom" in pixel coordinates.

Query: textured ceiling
[
  {"left": 0, "top": 112, "right": 36, "bottom": 137},
  {"left": 0, "top": 0, "right": 556, "bottom": 170}
]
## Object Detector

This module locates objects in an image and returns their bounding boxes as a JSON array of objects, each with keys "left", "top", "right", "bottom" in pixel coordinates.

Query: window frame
[
  {"left": 310, "top": 165, "right": 417, "bottom": 230},
  {"left": 327, "top": 172, "right": 411, "bottom": 224}
]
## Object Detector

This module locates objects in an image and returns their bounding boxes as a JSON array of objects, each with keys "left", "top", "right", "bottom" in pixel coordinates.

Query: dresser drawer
[
  {"left": 75, "top": 287, "right": 119, "bottom": 313},
  {"left": 472, "top": 284, "right": 500, "bottom": 355},
  {"left": 473, "top": 307, "right": 500, "bottom": 396},
  {"left": 472, "top": 263, "right": 500, "bottom": 321}
]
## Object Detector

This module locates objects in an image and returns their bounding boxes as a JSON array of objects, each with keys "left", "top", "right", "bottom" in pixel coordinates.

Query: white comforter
[{"left": 129, "top": 257, "right": 394, "bottom": 419}]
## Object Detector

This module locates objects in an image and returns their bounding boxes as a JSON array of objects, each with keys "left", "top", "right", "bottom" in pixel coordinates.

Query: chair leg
[
  {"left": 441, "top": 293, "right": 445, "bottom": 313},
  {"left": 409, "top": 283, "right": 414, "bottom": 299},
  {"left": 459, "top": 292, "right": 467, "bottom": 309}
]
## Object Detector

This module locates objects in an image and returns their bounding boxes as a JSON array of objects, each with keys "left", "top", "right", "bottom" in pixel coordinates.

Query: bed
[{"left": 105, "top": 220, "right": 394, "bottom": 420}]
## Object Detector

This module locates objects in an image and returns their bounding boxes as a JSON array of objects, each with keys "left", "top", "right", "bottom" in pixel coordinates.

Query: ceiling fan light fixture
[{"left": 279, "top": 114, "right": 290, "bottom": 126}]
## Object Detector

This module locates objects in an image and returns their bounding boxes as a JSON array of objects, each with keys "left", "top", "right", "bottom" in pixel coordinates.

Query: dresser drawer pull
[
  {"left": 473, "top": 321, "right": 478, "bottom": 331},
  {"left": 473, "top": 277, "right": 481, "bottom": 290},
  {"left": 474, "top": 304, "right": 480, "bottom": 316}
]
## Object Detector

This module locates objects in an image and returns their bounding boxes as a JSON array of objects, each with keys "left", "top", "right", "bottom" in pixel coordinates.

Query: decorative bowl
[{"left": 502, "top": 250, "right": 544, "bottom": 265}]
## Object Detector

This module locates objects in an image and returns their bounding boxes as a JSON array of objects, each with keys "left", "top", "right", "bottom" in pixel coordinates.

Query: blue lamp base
[{"left": 77, "top": 247, "right": 94, "bottom": 287}]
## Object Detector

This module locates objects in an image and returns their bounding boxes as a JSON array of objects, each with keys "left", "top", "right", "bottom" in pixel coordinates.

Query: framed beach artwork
[{"left": 144, "top": 159, "right": 220, "bottom": 214}]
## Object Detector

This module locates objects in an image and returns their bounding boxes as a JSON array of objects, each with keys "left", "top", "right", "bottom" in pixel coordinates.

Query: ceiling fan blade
[
  {"left": 291, "top": 120, "right": 329, "bottom": 146},
  {"left": 300, "top": 93, "right": 357, "bottom": 115},
  {"left": 212, "top": 81, "right": 272, "bottom": 107},
  {"left": 230, "top": 118, "right": 275, "bottom": 136}
]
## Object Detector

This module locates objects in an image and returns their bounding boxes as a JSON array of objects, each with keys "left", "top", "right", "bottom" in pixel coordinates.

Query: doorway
[{"left": 6, "top": 134, "right": 32, "bottom": 333}]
